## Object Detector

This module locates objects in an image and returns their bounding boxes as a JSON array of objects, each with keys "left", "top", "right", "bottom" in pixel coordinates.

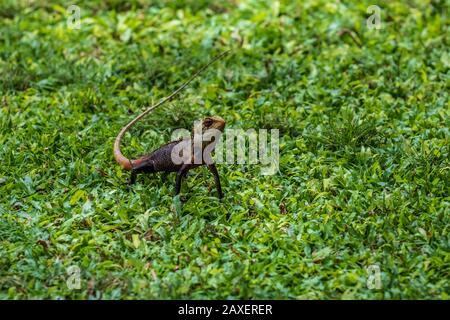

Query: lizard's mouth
[
  {"left": 216, "top": 121, "right": 226, "bottom": 132},
  {"left": 209, "top": 116, "right": 226, "bottom": 132}
]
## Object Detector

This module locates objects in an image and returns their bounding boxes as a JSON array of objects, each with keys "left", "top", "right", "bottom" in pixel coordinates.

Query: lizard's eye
[{"left": 204, "top": 118, "right": 213, "bottom": 127}]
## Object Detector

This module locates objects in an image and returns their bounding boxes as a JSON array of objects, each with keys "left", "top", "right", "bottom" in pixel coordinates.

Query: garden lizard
[{"left": 113, "top": 50, "right": 229, "bottom": 198}]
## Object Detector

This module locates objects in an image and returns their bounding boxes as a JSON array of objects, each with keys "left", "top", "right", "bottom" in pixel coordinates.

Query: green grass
[{"left": 0, "top": 0, "right": 449, "bottom": 299}]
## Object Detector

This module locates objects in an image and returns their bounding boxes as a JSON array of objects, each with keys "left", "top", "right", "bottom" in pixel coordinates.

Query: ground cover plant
[{"left": 0, "top": 0, "right": 449, "bottom": 299}]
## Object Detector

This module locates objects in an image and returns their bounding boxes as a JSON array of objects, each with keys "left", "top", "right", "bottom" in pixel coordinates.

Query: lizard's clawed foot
[
  {"left": 126, "top": 177, "right": 136, "bottom": 191},
  {"left": 174, "top": 193, "right": 187, "bottom": 202}
]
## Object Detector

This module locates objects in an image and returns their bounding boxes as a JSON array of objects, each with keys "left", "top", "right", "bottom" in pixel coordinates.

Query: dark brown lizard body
[{"left": 113, "top": 51, "right": 229, "bottom": 198}]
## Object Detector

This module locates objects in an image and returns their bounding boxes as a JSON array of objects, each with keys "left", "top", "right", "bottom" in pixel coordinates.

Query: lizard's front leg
[{"left": 207, "top": 164, "right": 223, "bottom": 199}]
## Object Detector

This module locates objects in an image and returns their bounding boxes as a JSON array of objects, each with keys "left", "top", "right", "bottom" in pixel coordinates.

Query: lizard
[{"left": 113, "top": 50, "right": 230, "bottom": 198}]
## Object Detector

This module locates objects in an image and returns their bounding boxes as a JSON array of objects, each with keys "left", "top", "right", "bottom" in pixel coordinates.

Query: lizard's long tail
[{"left": 113, "top": 50, "right": 231, "bottom": 170}]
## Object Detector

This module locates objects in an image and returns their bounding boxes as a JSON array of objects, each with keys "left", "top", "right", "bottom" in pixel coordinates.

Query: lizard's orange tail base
[
  {"left": 114, "top": 125, "right": 134, "bottom": 170},
  {"left": 113, "top": 127, "right": 147, "bottom": 170}
]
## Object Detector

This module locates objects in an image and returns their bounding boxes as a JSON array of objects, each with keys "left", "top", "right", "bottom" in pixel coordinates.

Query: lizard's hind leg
[
  {"left": 175, "top": 164, "right": 190, "bottom": 196},
  {"left": 129, "top": 159, "right": 155, "bottom": 185}
]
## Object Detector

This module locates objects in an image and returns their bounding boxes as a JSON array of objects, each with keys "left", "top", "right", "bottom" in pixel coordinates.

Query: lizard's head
[
  {"left": 201, "top": 116, "right": 226, "bottom": 132},
  {"left": 193, "top": 116, "right": 226, "bottom": 152}
]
